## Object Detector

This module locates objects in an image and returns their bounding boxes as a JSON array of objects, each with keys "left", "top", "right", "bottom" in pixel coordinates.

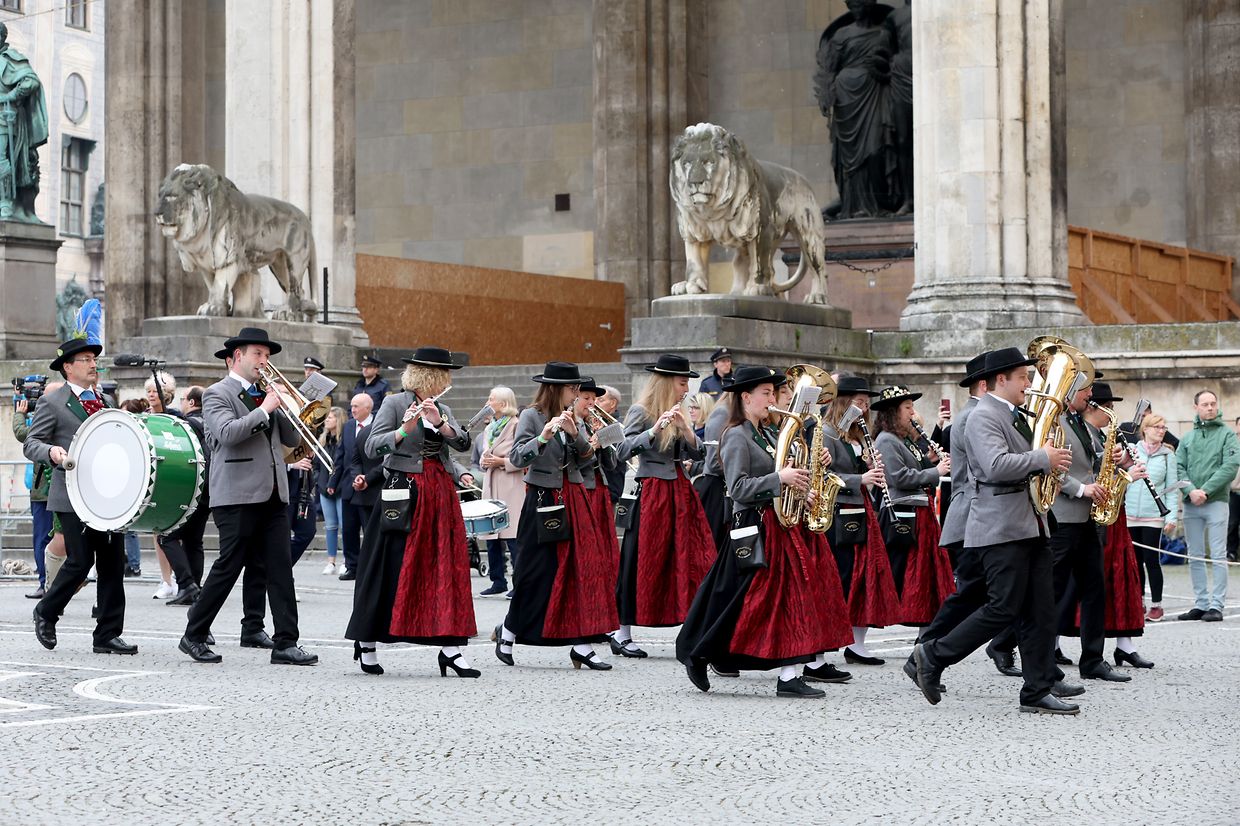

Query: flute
[{"left": 657, "top": 391, "right": 692, "bottom": 431}]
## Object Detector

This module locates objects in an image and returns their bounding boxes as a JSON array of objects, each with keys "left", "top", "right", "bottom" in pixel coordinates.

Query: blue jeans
[
  {"left": 320, "top": 493, "right": 343, "bottom": 561},
  {"left": 30, "top": 500, "right": 51, "bottom": 586},
  {"left": 1183, "top": 499, "right": 1228, "bottom": 611},
  {"left": 124, "top": 531, "right": 142, "bottom": 572}
]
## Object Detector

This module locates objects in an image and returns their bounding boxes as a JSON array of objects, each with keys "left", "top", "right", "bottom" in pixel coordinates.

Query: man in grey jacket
[
  {"left": 179, "top": 328, "right": 317, "bottom": 666},
  {"left": 913, "top": 347, "right": 1079, "bottom": 714}
]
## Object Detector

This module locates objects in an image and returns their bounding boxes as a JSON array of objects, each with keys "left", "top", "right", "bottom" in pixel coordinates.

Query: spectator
[
  {"left": 698, "top": 347, "right": 733, "bottom": 398},
  {"left": 144, "top": 371, "right": 180, "bottom": 599},
  {"left": 351, "top": 354, "right": 390, "bottom": 415},
  {"left": 1124, "top": 413, "right": 1180, "bottom": 623},
  {"left": 687, "top": 392, "right": 714, "bottom": 442},
  {"left": 477, "top": 387, "right": 523, "bottom": 596},
  {"left": 330, "top": 393, "right": 382, "bottom": 579},
  {"left": 318, "top": 406, "right": 346, "bottom": 575},
  {"left": 597, "top": 384, "right": 627, "bottom": 503},
  {"left": 1229, "top": 415, "right": 1240, "bottom": 562},
  {"left": 12, "top": 382, "right": 62, "bottom": 598},
  {"left": 1176, "top": 390, "right": 1240, "bottom": 623}
]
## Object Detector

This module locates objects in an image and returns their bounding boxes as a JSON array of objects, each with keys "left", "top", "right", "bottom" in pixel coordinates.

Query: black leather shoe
[
  {"left": 1020, "top": 694, "right": 1080, "bottom": 715},
  {"left": 709, "top": 664, "right": 739, "bottom": 678},
  {"left": 33, "top": 608, "right": 56, "bottom": 650},
  {"left": 91, "top": 604, "right": 100, "bottom": 619},
  {"left": 493, "top": 624, "right": 514, "bottom": 666},
  {"left": 1178, "top": 608, "right": 1205, "bottom": 621},
  {"left": 205, "top": 633, "right": 216, "bottom": 646},
  {"left": 844, "top": 646, "right": 885, "bottom": 666},
  {"left": 608, "top": 635, "right": 648, "bottom": 658},
  {"left": 1081, "top": 662, "right": 1131, "bottom": 682},
  {"left": 776, "top": 676, "right": 825, "bottom": 698},
  {"left": 240, "top": 631, "right": 276, "bottom": 650},
  {"left": 438, "top": 650, "right": 481, "bottom": 678},
  {"left": 985, "top": 644, "right": 1022, "bottom": 677},
  {"left": 479, "top": 583, "right": 507, "bottom": 596},
  {"left": 166, "top": 583, "right": 201, "bottom": 606},
  {"left": 353, "top": 641, "right": 384, "bottom": 675},
  {"left": 902, "top": 657, "right": 946, "bottom": 693},
  {"left": 1054, "top": 648, "right": 1073, "bottom": 665},
  {"left": 686, "top": 661, "right": 710, "bottom": 693},
  {"left": 93, "top": 637, "right": 138, "bottom": 655},
  {"left": 569, "top": 649, "right": 611, "bottom": 670},
  {"left": 1113, "top": 649, "right": 1154, "bottom": 669},
  {"left": 179, "top": 635, "right": 222, "bottom": 663},
  {"left": 1051, "top": 680, "right": 1085, "bottom": 698},
  {"left": 1203, "top": 608, "right": 1224, "bottom": 622},
  {"left": 338, "top": 570, "right": 356, "bottom": 581},
  {"left": 271, "top": 645, "right": 318, "bottom": 666},
  {"left": 912, "top": 644, "right": 942, "bottom": 705},
  {"left": 25, "top": 586, "right": 44, "bottom": 600},
  {"left": 804, "top": 662, "right": 852, "bottom": 683}
]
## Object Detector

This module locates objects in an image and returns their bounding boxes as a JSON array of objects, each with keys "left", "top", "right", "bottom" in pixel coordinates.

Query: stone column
[
  {"left": 1185, "top": 2, "right": 1240, "bottom": 299},
  {"left": 224, "top": 0, "right": 365, "bottom": 343},
  {"left": 900, "top": 0, "right": 1084, "bottom": 335}
]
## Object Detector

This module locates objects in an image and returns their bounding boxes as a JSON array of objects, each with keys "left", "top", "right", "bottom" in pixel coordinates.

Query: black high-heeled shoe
[
  {"left": 353, "top": 641, "right": 384, "bottom": 675},
  {"left": 608, "top": 635, "right": 648, "bottom": 658},
  {"left": 843, "top": 646, "right": 885, "bottom": 666},
  {"left": 439, "top": 650, "right": 481, "bottom": 678},
  {"left": 494, "top": 624, "right": 514, "bottom": 666},
  {"left": 570, "top": 649, "right": 612, "bottom": 670},
  {"left": 1113, "top": 649, "right": 1154, "bottom": 669}
]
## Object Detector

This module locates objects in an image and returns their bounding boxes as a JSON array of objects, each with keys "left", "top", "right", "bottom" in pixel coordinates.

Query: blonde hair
[
  {"left": 489, "top": 386, "right": 519, "bottom": 418},
  {"left": 689, "top": 392, "right": 715, "bottom": 425},
  {"left": 320, "top": 406, "right": 346, "bottom": 445},
  {"left": 144, "top": 371, "right": 176, "bottom": 405},
  {"left": 401, "top": 365, "right": 449, "bottom": 397},
  {"left": 1139, "top": 413, "right": 1166, "bottom": 441},
  {"left": 636, "top": 373, "right": 688, "bottom": 451}
]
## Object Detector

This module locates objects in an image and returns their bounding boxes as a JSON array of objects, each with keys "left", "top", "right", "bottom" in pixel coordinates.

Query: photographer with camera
[{"left": 12, "top": 375, "right": 64, "bottom": 599}]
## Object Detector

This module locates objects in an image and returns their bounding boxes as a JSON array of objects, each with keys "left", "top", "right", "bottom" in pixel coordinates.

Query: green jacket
[{"left": 1176, "top": 412, "right": 1240, "bottom": 504}]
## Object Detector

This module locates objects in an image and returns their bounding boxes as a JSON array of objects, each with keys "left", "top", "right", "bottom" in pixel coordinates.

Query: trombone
[
  {"left": 583, "top": 403, "right": 625, "bottom": 449},
  {"left": 255, "top": 362, "right": 335, "bottom": 473}
]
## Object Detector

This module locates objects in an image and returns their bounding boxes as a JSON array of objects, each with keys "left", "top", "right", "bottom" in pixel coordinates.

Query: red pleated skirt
[
  {"left": 730, "top": 510, "right": 854, "bottom": 660},
  {"left": 1104, "top": 513, "right": 1145, "bottom": 634},
  {"left": 389, "top": 459, "right": 477, "bottom": 639},
  {"left": 585, "top": 475, "right": 621, "bottom": 574},
  {"left": 542, "top": 483, "right": 620, "bottom": 638},
  {"left": 847, "top": 498, "right": 902, "bottom": 628},
  {"left": 899, "top": 505, "right": 957, "bottom": 625},
  {"left": 635, "top": 471, "right": 716, "bottom": 626}
]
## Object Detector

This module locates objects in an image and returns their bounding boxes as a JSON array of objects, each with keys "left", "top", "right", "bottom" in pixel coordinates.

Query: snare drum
[
  {"left": 65, "top": 410, "right": 206, "bottom": 534},
  {"left": 459, "top": 498, "right": 510, "bottom": 537}
]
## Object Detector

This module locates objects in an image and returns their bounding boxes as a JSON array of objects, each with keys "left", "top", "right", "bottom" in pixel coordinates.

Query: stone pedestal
[
  {"left": 112, "top": 316, "right": 358, "bottom": 392},
  {"left": 624, "top": 295, "right": 872, "bottom": 378},
  {"left": 0, "top": 222, "right": 62, "bottom": 359}
]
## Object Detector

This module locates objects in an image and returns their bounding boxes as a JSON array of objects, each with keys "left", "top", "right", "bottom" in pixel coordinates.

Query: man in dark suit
[
  {"left": 913, "top": 347, "right": 1080, "bottom": 715},
  {"left": 329, "top": 393, "right": 383, "bottom": 579},
  {"left": 179, "top": 328, "right": 317, "bottom": 665},
  {"left": 29, "top": 337, "right": 135, "bottom": 655}
]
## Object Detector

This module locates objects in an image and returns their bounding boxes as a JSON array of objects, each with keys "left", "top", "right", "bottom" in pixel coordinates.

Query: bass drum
[{"left": 65, "top": 410, "right": 206, "bottom": 534}]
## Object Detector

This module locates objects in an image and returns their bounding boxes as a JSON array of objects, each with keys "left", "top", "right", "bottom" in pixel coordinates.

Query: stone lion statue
[
  {"left": 154, "top": 164, "right": 318, "bottom": 321},
  {"left": 670, "top": 123, "right": 828, "bottom": 304}
]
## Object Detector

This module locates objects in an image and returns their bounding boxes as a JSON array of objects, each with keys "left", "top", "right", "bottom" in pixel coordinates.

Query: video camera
[{"left": 11, "top": 374, "right": 48, "bottom": 415}]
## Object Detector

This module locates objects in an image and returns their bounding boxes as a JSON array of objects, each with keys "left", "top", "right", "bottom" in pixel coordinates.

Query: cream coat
[{"left": 481, "top": 416, "right": 524, "bottom": 539}]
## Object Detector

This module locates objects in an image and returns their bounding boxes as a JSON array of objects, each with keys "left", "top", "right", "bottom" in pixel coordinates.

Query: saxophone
[
  {"left": 1088, "top": 401, "right": 1132, "bottom": 526},
  {"left": 1025, "top": 336, "right": 1094, "bottom": 514},
  {"left": 805, "top": 412, "right": 845, "bottom": 532}
]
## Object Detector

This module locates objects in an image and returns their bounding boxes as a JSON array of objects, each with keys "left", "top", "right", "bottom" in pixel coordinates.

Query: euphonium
[
  {"left": 1087, "top": 401, "right": 1132, "bottom": 526},
  {"left": 1024, "top": 337, "right": 1094, "bottom": 514},
  {"left": 255, "top": 362, "right": 335, "bottom": 473},
  {"left": 805, "top": 411, "right": 845, "bottom": 532},
  {"left": 772, "top": 364, "right": 837, "bottom": 528}
]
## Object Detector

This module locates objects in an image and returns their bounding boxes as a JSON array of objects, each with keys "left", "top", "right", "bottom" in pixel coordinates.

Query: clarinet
[
  {"left": 1110, "top": 418, "right": 1172, "bottom": 519},
  {"left": 297, "top": 464, "right": 316, "bottom": 520},
  {"left": 854, "top": 415, "right": 893, "bottom": 511}
]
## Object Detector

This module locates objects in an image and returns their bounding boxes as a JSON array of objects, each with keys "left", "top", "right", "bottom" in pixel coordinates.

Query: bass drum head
[{"left": 65, "top": 409, "right": 153, "bottom": 532}]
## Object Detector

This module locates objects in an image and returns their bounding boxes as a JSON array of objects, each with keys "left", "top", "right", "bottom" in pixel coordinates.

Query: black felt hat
[
  {"left": 977, "top": 346, "right": 1037, "bottom": 382},
  {"left": 871, "top": 385, "right": 924, "bottom": 411},
  {"left": 1089, "top": 382, "right": 1123, "bottom": 404},
  {"left": 727, "top": 365, "right": 787, "bottom": 394},
  {"left": 958, "top": 350, "right": 993, "bottom": 388},
  {"left": 644, "top": 354, "right": 700, "bottom": 378},
  {"left": 837, "top": 376, "right": 881, "bottom": 398},
  {"left": 303, "top": 356, "right": 325, "bottom": 371},
  {"left": 50, "top": 338, "right": 103, "bottom": 372},
  {"left": 710, "top": 347, "right": 733, "bottom": 363},
  {"left": 578, "top": 379, "right": 602, "bottom": 395},
  {"left": 533, "top": 361, "right": 590, "bottom": 385},
  {"left": 400, "top": 346, "right": 461, "bottom": 369},
  {"left": 218, "top": 327, "right": 282, "bottom": 359}
]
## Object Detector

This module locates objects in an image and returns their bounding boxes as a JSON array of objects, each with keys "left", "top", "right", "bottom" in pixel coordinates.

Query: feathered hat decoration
[{"left": 73, "top": 298, "right": 103, "bottom": 346}]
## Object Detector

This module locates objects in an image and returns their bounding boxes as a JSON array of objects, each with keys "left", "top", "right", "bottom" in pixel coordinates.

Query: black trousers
[
  {"left": 924, "top": 538, "right": 1056, "bottom": 705},
  {"left": 1127, "top": 525, "right": 1164, "bottom": 603},
  {"left": 1228, "top": 492, "right": 1240, "bottom": 560},
  {"left": 159, "top": 501, "right": 211, "bottom": 588},
  {"left": 916, "top": 542, "right": 987, "bottom": 644},
  {"left": 37, "top": 511, "right": 125, "bottom": 645},
  {"left": 186, "top": 495, "right": 299, "bottom": 649},
  {"left": 341, "top": 500, "right": 371, "bottom": 572},
  {"left": 1050, "top": 520, "right": 1106, "bottom": 673}
]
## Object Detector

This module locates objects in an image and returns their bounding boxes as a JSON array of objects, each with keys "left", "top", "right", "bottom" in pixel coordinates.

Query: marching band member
[
  {"left": 495, "top": 362, "right": 618, "bottom": 670},
  {"left": 575, "top": 380, "right": 622, "bottom": 581},
  {"left": 677, "top": 366, "right": 852, "bottom": 698},
  {"left": 345, "top": 346, "right": 478, "bottom": 677},
  {"left": 692, "top": 384, "right": 733, "bottom": 547},
  {"left": 872, "top": 386, "right": 955, "bottom": 625},
  {"left": 30, "top": 302, "right": 135, "bottom": 656},
  {"left": 180, "top": 328, "right": 316, "bottom": 666},
  {"left": 821, "top": 376, "right": 899, "bottom": 664},
  {"left": 612, "top": 354, "right": 715, "bottom": 658}
]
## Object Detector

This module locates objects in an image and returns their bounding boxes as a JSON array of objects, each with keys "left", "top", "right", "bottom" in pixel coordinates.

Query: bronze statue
[
  {"left": 0, "top": 22, "right": 48, "bottom": 223},
  {"left": 813, "top": 0, "right": 909, "bottom": 220}
]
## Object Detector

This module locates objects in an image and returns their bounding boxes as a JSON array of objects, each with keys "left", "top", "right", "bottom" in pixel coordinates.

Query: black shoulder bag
[
  {"left": 729, "top": 507, "right": 767, "bottom": 571},
  {"left": 379, "top": 472, "right": 416, "bottom": 533}
]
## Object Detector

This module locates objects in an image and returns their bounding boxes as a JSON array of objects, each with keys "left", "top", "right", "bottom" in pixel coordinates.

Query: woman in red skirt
[
  {"left": 677, "top": 366, "right": 854, "bottom": 698},
  {"left": 345, "top": 346, "right": 479, "bottom": 677},
  {"left": 574, "top": 380, "right": 622, "bottom": 590},
  {"left": 871, "top": 385, "right": 955, "bottom": 626},
  {"left": 613, "top": 354, "right": 715, "bottom": 657},
  {"left": 495, "top": 362, "right": 618, "bottom": 670}
]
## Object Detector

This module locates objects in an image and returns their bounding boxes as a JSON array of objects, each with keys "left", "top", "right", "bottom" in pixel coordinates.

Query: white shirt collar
[
  {"left": 356, "top": 415, "right": 373, "bottom": 428},
  {"left": 987, "top": 392, "right": 1016, "bottom": 412},
  {"left": 67, "top": 381, "right": 89, "bottom": 397},
  {"left": 229, "top": 371, "right": 253, "bottom": 389}
]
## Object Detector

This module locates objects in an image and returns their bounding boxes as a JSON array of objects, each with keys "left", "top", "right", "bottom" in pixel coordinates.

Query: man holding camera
[{"left": 12, "top": 377, "right": 57, "bottom": 599}]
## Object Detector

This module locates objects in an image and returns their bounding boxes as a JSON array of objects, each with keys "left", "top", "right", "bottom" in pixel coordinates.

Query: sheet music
[{"left": 298, "top": 371, "right": 338, "bottom": 402}]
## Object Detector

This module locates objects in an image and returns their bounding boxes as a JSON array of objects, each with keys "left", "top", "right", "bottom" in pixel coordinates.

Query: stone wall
[
  {"left": 354, "top": 0, "right": 595, "bottom": 277},
  {"left": 1065, "top": 0, "right": 1187, "bottom": 247}
]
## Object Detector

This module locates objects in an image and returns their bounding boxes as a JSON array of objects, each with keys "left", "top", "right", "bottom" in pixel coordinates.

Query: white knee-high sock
[
  {"left": 359, "top": 642, "right": 379, "bottom": 666},
  {"left": 813, "top": 653, "right": 827, "bottom": 667},
  {"left": 1115, "top": 636, "right": 1136, "bottom": 654},
  {"left": 572, "top": 643, "right": 595, "bottom": 657},
  {"left": 614, "top": 624, "right": 633, "bottom": 643},
  {"left": 778, "top": 665, "right": 797, "bottom": 681},
  {"left": 45, "top": 549, "right": 66, "bottom": 587},
  {"left": 441, "top": 645, "right": 470, "bottom": 668},
  {"left": 500, "top": 625, "right": 515, "bottom": 650},
  {"left": 849, "top": 626, "right": 870, "bottom": 656}
]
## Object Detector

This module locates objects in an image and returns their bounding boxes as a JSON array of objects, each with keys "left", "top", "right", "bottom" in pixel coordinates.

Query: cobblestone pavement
[{"left": 0, "top": 561, "right": 1237, "bottom": 825}]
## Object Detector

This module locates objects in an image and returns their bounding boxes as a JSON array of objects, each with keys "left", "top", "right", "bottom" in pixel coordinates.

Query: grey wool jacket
[
  {"left": 618, "top": 404, "right": 705, "bottom": 480},
  {"left": 509, "top": 406, "right": 593, "bottom": 488},
  {"left": 719, "top": 421, "right": 781, "bottom": 510},
  {"left": 365, "top": 390, "right": 471, "bottom": 474}
]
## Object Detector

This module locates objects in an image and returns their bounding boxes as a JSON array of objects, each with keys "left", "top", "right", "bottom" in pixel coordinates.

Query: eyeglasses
[
  {"left": 69, "top": 356, "right": 97, "bottom": 365},
  {"left": 1148, "top": 425, "right": 1167, "bottom": 430}
]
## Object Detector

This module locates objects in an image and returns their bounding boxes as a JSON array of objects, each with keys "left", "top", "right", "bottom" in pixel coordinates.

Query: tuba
[
  {"left": 771, "top": 364, "right": 837, "bottom": 528},
  {"left": 1087, "top": 401, "right": 1132, "bottom": 526},
  {"left": 255, "top": 362, "right": 335, "bottom": 473},
  {"left": 1025, "top": 336, "right": 1094, "bottom": 514}
]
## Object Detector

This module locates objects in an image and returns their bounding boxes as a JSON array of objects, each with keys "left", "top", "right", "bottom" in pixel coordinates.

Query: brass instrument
[
  {"left": 584, "top": 403, "right": 625, "bottom": 449},
  {"left": 852, "top": 406, "right": 893, "bottom": 511},
  {"left": 1025, "top": 336, "right": 1093, "bottom": 514},
  {"left": 805, "top": 411, "right": 845, "bottom": 532},
  {"left": 1087, "top": 400, "right": 1133, "bottom": 526},
  {"left": 255, "top": 362, "right": 334, "bottom": 472},
  {"left": 771, "top": 364, "right": 837, "bottom": 528}
]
